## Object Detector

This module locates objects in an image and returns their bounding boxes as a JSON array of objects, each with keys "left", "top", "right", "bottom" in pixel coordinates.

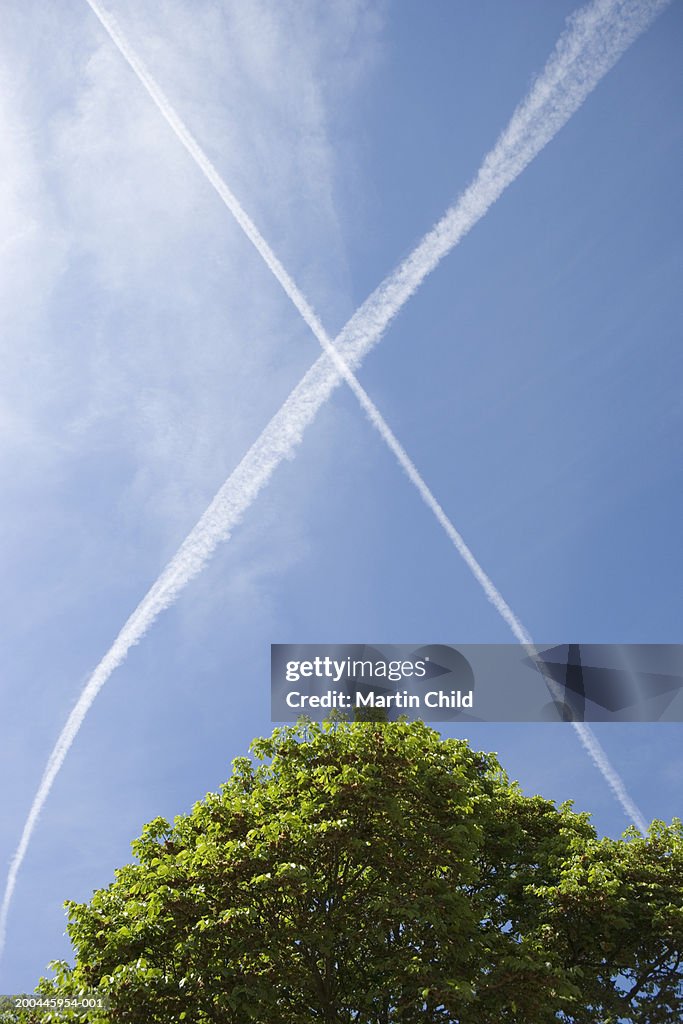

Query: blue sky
[{"left": 0, "top": 0, "right": 681, "bottom": 991}]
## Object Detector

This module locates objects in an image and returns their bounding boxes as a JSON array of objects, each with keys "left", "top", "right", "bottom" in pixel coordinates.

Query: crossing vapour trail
[
  {"left": 1, "top": 0, "right": 664, "bottom": 961},
  {"left": 83, "top": 0, "right": 672, "bottom": 375}
]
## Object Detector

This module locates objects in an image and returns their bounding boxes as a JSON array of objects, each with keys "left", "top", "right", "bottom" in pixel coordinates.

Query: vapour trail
[
  {"left": 78, "top": 0, "right": 661, "bottom": 819},
  {"left": 81, "top": 0, "right": 660, "bottom": 819},
  {"left": 0, "top": 0, "right": 663, "bottom": 961}
]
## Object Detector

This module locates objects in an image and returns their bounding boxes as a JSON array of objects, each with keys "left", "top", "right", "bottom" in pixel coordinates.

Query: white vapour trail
[
  {"left": 78, "top": 0, "right": 661, "bottom": 819},
  {"left": 87, "top": 0, "right": 671, "bottom": 377},
  {"left": 1, "top": 0, "right": 662, "bottom": 961},
  {"left": 83, "top": 0, "right": 658, "bottom": 812}
]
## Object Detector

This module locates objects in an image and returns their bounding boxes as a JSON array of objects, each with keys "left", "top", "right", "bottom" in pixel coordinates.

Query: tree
[{"left": 35, "top": 720, "right": 682, "bottom": 1023}]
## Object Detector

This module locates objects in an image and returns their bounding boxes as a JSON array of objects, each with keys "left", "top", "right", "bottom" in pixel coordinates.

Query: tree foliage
[{"left": 33, "top": 720, "right": 683, "bottom": 1022}]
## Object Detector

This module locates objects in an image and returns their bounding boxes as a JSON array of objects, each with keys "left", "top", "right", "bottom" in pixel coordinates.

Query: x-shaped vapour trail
[{"left": 1, "top": 0, "right": 671, "bottom": 960}]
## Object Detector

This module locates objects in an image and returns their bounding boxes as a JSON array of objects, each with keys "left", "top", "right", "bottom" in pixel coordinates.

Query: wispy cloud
[{"left": 0, "top": 0, "right": 375, "bottom": 536}]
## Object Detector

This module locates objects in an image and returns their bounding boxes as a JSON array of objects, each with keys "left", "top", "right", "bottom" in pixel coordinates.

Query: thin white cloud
[
  {"left": 0, "top": 0, "right": 377, "bottom": 578},
  {"left": 74, "top": 0, "right": 381, "bottom": 321},
  {"left": 0, "top": 68, "right": 67, "bottom": 396}
]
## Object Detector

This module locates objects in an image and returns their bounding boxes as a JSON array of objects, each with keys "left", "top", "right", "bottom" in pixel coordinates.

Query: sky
[{"left": 0, "top": 0, "right": 681, "bottom": 992}]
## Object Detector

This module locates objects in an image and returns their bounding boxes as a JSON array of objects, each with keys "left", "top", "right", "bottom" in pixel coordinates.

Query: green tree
[{"left": 37, "top": 721, "right": 682, "bottom": 1023}]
